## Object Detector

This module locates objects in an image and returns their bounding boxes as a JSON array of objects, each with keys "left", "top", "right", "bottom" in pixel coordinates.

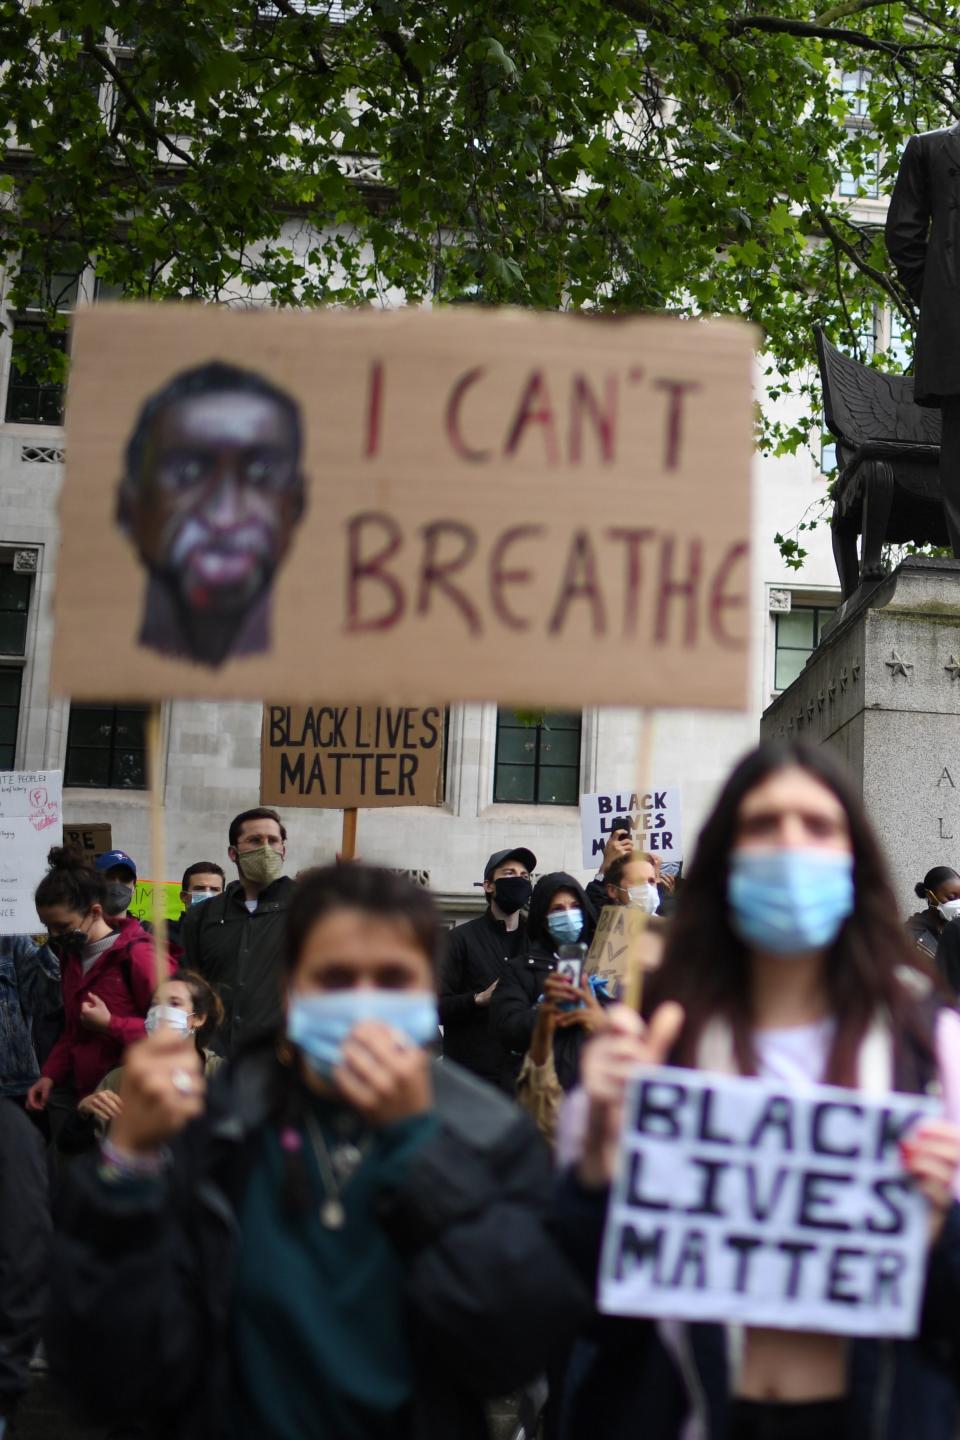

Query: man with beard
[{"left": 117, "top": 361, "right": 306, "bottom": 668}]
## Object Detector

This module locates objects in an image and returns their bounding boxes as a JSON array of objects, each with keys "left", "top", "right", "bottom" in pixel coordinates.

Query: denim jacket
[{"left": 0, "top": 936, "right": 60, "bottom": 1096}]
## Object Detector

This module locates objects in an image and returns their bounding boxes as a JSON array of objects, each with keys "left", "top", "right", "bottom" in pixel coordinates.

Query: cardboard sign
[
  {"left": 260, "top": 704, "right": 444, "bottom": 809},
  {"left": 581, "top": 788, "right": 682, "bottom": 869},
  {"left": 63, "top": 823, "right": 113, "bottom": 860},
  {"left": 600, "top": 1066, "right": 937, "bottom": 1337},
  {"left": 129, "top": 880, "right": 182, "bottom": 925},
  {"left": 586, "top": 905, "right": 653, "bottom": 994},
  {"left": 51, "top": 306, "right": 753, "bottom": 710},
  {"left": 0, "top": 770, "right": 63, "bottom": 934}
]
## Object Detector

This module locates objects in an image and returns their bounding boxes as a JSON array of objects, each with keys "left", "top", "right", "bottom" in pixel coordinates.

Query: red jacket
[{"left": 42, "top": 917, "right": 174, "bottom": 1098}]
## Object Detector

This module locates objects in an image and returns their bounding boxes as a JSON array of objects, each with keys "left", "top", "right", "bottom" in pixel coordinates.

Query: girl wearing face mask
[
  {"left": 556, "top": 741, "right": 960, "bottom": 1440},
  {"left": 493, "top": 873, "right": 604, "bottom": 1099},
  {"left": 47, "top": 864, "right": 586, "bottom": 1440},
  {"left": 906, "top": 865, "right": 960, "bottom": 961},
  {"left": 24, "top": 848, "right": 174, "bottom": 1125},
  {"left": 76, "top": 971, "right": 227, "bottom": 1135}
]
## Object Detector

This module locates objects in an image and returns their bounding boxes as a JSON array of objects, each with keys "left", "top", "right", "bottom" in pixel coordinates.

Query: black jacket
[
  {"left": 181, "top": 876, "right": 295, "bottom": 1056},
  {"left": 0, "top": 1100, "right": 49, "bottom": 1420},
  {"left": 906, "top": 908, "right": 943, "bottom": 963},
  {"left": 439, "top": 910, "right": 526, "bottom": 1089},
  {"left": 936, "top": 920, "right": 960, "bottom": 997},
  {"left": 887, "top": 126, "right": 960, "bottom": 404},
  {"left": 45, "top": 1047, "right": 588, "bottom": 1440}
]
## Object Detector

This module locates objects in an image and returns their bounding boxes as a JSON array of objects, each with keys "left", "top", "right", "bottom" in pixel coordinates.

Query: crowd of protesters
[{"left": 3, "top": 743, "right": 960, "bottom": 1439}]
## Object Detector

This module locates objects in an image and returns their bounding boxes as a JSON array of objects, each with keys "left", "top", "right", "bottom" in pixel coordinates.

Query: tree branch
[
  {"left": 815, "top": 0, "right": 900, "bottom": 24},
  {"left": 728, "top": 14, "right": 949, "bottom": 52},
  {"left": 82, "top": 39, "right": 194, "bottom": 166},
  {"left": 813, "top": 204, "right": 917, "bottom": 324},
  {"left": 263, "top": 0, "right": 333, "bottom": 78}
]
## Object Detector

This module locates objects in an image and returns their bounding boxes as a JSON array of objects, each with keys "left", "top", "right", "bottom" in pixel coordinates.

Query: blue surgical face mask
[
  {"left": 727, "top": 849, "right": 855, "bottom": 955},
  {"left": 190, "top": 890, "right": 218, "bottom": 905},
  {"left": 286, "top": 990, "right": 439, "bottom": 1081},
  {"left": 546, "top": 908, "right": 583, "bottom": 945}
]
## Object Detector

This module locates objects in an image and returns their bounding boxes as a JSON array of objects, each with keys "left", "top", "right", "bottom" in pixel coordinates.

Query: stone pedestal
[{"left": 760, "top": 558, "right": 960, "bottom": 917}]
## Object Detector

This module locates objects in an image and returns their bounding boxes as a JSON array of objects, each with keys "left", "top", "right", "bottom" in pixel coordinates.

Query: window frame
[
  {"left": 64, "top": 702, "right": 149, "bottom": 791},
  {"left": 773, "top": 605, "right": 836, "bottom": 692},
  {"left": 493, "top": 709, "right": 582, "bottom": 807}
]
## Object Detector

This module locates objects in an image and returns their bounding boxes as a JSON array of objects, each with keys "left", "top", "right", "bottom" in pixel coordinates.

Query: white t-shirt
[
  {"left": 244, "top": 898, "right": 258, "bottom": 914},
  {"left": 753, "top": 1017, "right": 836, "bottom": 1086}
]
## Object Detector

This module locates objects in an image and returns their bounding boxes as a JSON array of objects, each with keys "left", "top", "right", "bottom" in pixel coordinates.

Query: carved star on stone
[
  {"left": 828, "top": 678, "right": 837, "bottom": 701},
  {"left": 839, "top": 667, "right": 849, "bottom": 691},
  {"left": 817, "top": 690, "right": 826, "bottom": 711},
  {"left": 796, "top": 709, "right": 804, "bottom": 728},
  {"left": 885, "top": 650, "right": 914, "bottom": 679},
  {"left": 806, "top": 699, "right": 816, "bottom": 720},
  {"left": 852, "top": 659, "right": 861, "bottom": 682},
  {"left": 787, "top": 717, "right": 795, "bottom": 734},
  {"left": 946, "top": 655, "right": 960, "bottom": 681}
]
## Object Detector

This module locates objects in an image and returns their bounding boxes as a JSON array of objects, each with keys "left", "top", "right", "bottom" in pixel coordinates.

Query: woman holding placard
[{"left": 557, "top": 740, "right": 960, "bottom": 1440}]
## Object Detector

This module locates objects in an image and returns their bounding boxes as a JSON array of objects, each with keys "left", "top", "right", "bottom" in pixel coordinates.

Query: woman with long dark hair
[
  {"left": 557, "top": 741, "right": 960, "bottom": 1440},
  {"left": 46, "top": 864, "right": 586, "bottom": 1440}
]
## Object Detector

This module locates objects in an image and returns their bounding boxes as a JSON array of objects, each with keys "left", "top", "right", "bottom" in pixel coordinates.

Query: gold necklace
[{"left": 302, "top": 1109, "right": 369, "bottom": 1230}]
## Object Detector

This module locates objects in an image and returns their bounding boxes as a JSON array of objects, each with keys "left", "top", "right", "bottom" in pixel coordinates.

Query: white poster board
[
  {"left": 580, "top": 788, "right": 682, "bottom": 870},
  {"left": 599, "top": 1066, "right": 938, "bottom": 1337},
  {"left": 0, "top": 771, "right": 63, "bottom": 934}
]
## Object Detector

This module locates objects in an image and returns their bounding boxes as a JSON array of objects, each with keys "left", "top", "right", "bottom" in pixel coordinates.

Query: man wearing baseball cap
[
  {"left": 438, "top": 846, "right": 536, "bottom": 1092},
  {"left": 94, "top": 850, "right": 140, "bottom": 924}
]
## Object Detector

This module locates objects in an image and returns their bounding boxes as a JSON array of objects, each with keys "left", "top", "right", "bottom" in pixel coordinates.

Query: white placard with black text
[
  {"left": 599, "top": 1066, "right": 938, "bottom": 1337},
  {"left": 580, "top": 788, "right": 682, "bottom": 870}
]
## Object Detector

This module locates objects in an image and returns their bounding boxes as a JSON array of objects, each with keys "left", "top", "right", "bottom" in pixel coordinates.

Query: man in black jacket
[
  {"left": 181, "top": 807, "right": 294, "bottom": 1055},
  {"left": 438, "top": 847, "right": 535, "bottom": 1091},
  {"left": 887, "top": 126, "right": 960, "bottom": 555}
]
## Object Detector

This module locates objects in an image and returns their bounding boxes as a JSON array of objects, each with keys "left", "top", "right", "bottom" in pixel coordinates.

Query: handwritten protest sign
[
  {"left": 586, "top": 906, "right": 656, "bottom": 994},
  {"left": 64, "top": 823, "right": 113, "bottom": 860},
  {"left": 130, "top": 880, "right": 182, "bottom": 925},
  {"left": 580, "top": 788, "right": 682, "bottom": 869},
  {"left": 599, "top": 1066, "right": 937, "bottom": 1336},
  {"left": 51, "top": 306, "right": 753, "bottom": 710},
  {"left": 261, "top": 704, "right": 444, "bottom": 809},
  {"left": 0, "top": 771, "right": 62, "bottom": 934}
]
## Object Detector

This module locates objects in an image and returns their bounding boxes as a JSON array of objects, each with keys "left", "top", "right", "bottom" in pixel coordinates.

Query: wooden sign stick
[
  {"left": 623, "top": 708, "right": 657, "bottom": 1013},
  {"left": 340, "top": 807, "right": 358, "bottom": 862},
  {"left": 146, "top": 705, "right": 169, "bottom": 993}
]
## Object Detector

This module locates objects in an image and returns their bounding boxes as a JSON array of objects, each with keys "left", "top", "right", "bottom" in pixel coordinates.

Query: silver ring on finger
[{"left": 171, "top": 1068, "right": 195, "bottom": 1097}]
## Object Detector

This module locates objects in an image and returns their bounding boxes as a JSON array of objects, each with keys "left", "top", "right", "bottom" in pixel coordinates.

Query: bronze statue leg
[
  {"left": 860, "top": 460, "right": 894, "bottom": 581},
  {"left": 830, "top": 512, "right": 860, "bottom": 601},
  {"left": 939, "top": 397, "right": 960, "bottom": 558}
]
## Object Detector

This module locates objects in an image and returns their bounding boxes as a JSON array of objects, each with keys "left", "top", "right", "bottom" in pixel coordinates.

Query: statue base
[{"left": 760, "top": 557, "right": 960, "bottom": 916}]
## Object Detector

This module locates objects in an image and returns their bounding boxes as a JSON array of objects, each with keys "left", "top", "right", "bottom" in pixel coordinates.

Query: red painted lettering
[
  {"left": 489, "top": 525, "right": 544, "bottom": 630},
  {"left": 548, "top": 530, "right": 607, "bottom": 635},
  {"left": 345, "top": 512, "right": 405, "bottom": 632},
  {"left": 654, "top": 378, "right": 701, "bottom": 471},
  {"left": 607, "top": 527, "right": 655, "bottom": 636},
  {"left": 416, "top": 520, "right": 482, "bottom": 635},
  {"left": 446, "top": 367, "right": 491, "bottom": 462},
  {"left": 569, "top": 374, "right": 617, "bottom": 463},
  {"left": 504, "top": 369, "right": 559, "bottom": 463},
  {"left": 709, "top": 541, "right": 749, "bottom": 647},
  {"left": 364, "top": 359, "right": 384, "bottom": 457},
  {"left": 654, "top": 536, "right": 702, "bottom": 646}
]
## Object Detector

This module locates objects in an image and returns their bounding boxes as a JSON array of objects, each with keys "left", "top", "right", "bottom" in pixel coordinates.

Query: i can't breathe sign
[{"left": 599, "top": 1067, "right": 939, "bottom": 1337}]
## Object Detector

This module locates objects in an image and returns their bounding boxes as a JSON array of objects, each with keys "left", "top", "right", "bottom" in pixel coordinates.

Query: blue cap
[{"left": 94, "top": 849, "right": 137, "bottom": 879}]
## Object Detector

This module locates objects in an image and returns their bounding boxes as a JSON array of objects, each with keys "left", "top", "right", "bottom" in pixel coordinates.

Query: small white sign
[
  {"left": 0, "top": 770, "right": 63, "bottom": 934},
  {"left": 580, "top": 788, "right": 682, "bottom": 870},
  {"left": 599, "top": 1066, "right": 938, "bottom": 1337}
]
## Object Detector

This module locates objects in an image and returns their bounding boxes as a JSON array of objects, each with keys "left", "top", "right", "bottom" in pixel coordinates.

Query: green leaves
[{"left": 0, "top": 0, "right": 948, "bottom": 493}]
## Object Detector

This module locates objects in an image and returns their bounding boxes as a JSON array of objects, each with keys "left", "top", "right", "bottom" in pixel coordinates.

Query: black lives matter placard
[
  {"left": 599, "top": 1067, "right": 938, "bottom": 1337},
  {"left": 261, "top": 704, "right": 443, "bottom": 809}
]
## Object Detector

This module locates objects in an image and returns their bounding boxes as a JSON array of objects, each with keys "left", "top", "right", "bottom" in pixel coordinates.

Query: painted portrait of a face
[{"left": 116, "top": 361, "right": 307, "bottom": 668}]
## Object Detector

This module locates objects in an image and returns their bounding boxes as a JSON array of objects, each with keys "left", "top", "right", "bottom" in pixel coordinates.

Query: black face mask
[
  {"left": 492, "top": 876, "right": 532, "bottom": 915},
  {"left": 103, "top": 881, "right": 134, "bottom": 916},
  {"left": 54, "top": 928, "right": 89, "bottom": 955}
]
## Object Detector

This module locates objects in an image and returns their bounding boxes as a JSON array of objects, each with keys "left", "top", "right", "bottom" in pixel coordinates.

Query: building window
[
  {"left": 4, "top": 325, "right": 68, "bottom": 425},
  {"left": 839, "top": 137, "right": 880, "bottom": 199},
  {"left": 774, "top": 606, "right": 835, "bottom": 691},
  {"left": 0, "top": 668, "right": 23, "bottom": 769},
  {"left": 0, "top": 565, "right": 31, "bottom": 655},
  {"left": 494, "top": 709, "right": 581, "bottom": 805},
  {"left": 65, "top": 704, "right": 148, "bottom": 789},
  {"left": 887, "top": 308, "right": 912, "bottom": 371},
  {"left": 840, "top": 67, "right": 870, "bottom": 118}
]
